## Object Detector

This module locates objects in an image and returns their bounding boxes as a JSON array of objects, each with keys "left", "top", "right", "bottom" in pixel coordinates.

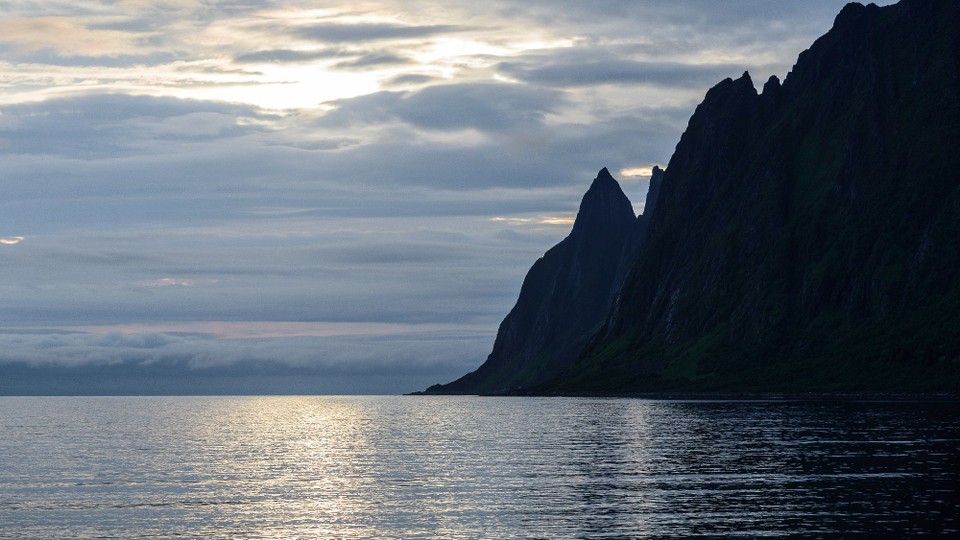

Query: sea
[{"left": 1, "top": 396, "right": 957, "bottom": 538}]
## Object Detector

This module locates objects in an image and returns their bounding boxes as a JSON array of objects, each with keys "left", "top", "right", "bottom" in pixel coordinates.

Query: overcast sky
[{"left": 0, "top": 0, "right": 893, "bottom": 394}]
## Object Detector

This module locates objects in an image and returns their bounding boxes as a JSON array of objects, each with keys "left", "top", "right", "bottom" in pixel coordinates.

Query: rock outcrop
[{"left": 420, "top": 168, "right": 648, "bottom": 394}]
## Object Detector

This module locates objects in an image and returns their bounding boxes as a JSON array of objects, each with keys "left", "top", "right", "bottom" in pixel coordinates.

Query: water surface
[{"left": 1, "top": 396, "right": 957, "bottom": 538}]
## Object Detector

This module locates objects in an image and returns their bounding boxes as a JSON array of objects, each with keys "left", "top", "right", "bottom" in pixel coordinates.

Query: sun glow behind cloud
[
  {"left": 0, "top": 4, "right": 577, "bottom": 112},
  {"left": 620, "top": 166, "right": 662, "bottom": 178},
  {"left": 182, "top": 65, "right": 384, "bottom": 110},
  {"left": 491, "top": 214, "right": 576, "bottom": 226}
]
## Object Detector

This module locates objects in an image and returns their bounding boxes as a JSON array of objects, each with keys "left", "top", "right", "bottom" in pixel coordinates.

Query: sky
[{"left": 0, "top": 0, "right": 894, "bottom": 394}]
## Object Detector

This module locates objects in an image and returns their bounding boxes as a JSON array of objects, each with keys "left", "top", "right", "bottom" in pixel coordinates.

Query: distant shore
[{"left": 410, "top": 391, "right": 960, "bottom": 401}]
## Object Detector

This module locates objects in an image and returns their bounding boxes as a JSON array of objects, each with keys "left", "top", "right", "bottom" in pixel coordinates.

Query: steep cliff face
[
  {"left": 421, "top": 168, "right": 647, "bottom": 394},
  {"left": 547, "top": 0, "right": 960, "bottom": 393}
]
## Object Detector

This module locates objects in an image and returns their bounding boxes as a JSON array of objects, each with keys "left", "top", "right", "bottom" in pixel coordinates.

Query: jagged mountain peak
[
  {"left": 689, "top": 71, "right": 761, "bottom": 131},
  {"left": 835, "top": 2, "right": 881, "bottom": 26},
  {"left": 762, "top": 75, "right": 781, "bottom": 94},
  {"left": 596, "top": 166, "right": 614, "bottom": 181},
  {"left": 572, "top": 168, "right": 637, "bottom": 237},
  {"left": 417, "top": 167, "right": 647, "bottom": 395},
  {"left": 705, "top": 71, "right": 756, "bottom": 98},
  {"left": 584, "top": 167, "right": 626, "bottom": 198},
  {"left": 643, "top": 166, "right": 665, "bottom": 217}
]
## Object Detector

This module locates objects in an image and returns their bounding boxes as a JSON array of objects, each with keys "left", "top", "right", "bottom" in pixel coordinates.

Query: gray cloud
[
  {"left": 315, "top": 82, "right": 562, "bottom": 133},
  {"left": 489, "top": 0, "right": 886, "bottom": 43},
  {"left": 0, "top": 329, "right": 488, "bottom": 372},
  {"left": 398, "top": 83, "right": 562, "bottom": 132},
  {"left": 333, "top": 52, "right": 413, "bottom": 70},
  {"left": 0, "top": 328, "right": 491, "bottom": 394},
  {"left": 0, "top": 94, "right": 270, "bottom": 157},
  {"left": 284, "top": 23, "right": 470, "bottom": 43},
  {"left": 321, "top": 241, "right": 479, "bottom": 265},
  {"left": 0, "top": 85, "right": 658, "bottom": 354},
  {"left": 499, "top": 57, "right": 747, "bottom": 88},
  {"left": 382, "top": 74, "right": 437, "bottom": 87},
  {"left": 8, "top": 51, "right": 182, "bottom": 67},
  {"left": 233, "top": 48, "right": 346, "bottom": 64}
]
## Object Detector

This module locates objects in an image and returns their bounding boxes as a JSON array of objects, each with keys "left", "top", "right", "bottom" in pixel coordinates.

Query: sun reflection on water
[{"left": 0, "top": 396, "right": 957, "bottom": 538}]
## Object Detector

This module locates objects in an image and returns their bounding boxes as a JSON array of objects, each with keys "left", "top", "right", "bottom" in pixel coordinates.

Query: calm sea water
[{"left": 0, "top": 396, "right": 957, "bottom": 538}]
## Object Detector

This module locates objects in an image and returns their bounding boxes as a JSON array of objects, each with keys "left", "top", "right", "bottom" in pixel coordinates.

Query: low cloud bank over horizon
[
  {"left": 0, "top": 325, "right": 491, "bottom": 394},
  {"left": 0, "top": 0, "right": 893, "bottom": 394}
]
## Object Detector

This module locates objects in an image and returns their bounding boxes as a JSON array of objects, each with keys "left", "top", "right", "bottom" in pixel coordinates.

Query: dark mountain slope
[
  {"left": 420, "top": 168, "right": 649, "bottom": 394},
  {"left": 545, "top": 0, "right": 960, "bottom": 393}
]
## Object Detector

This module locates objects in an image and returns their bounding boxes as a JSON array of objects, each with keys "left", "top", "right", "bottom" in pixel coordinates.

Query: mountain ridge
[
  {"left": 540, "top": 0, "right": 960, "bottom": 394},
  {"left": 418, "top": 0, "right": 960, "bottom": 396}
]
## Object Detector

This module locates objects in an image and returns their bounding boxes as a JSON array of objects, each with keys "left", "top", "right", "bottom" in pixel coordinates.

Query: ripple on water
[{"left": 0, "top": 396, "right": 957, "bottom": 538}]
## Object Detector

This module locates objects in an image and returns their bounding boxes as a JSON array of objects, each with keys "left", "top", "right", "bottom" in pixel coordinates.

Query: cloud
[
  {"left": 620, "top": 166, "right": 662, "bottom": 178},
  {"left": 233, "top": 48, "right": 345, "bottom": 64},
  {"left": 397, "top": 83, "right": 562, "bottom": 131},
  {"left": 0, "top": 198, "right": 572, "bottom": 328},
  {"left": 7, "top": 51, "right": 181, "bottom": 68},
  {"left": 332, "top": 52, "right": 412, "bottom": 70},
  {"left": 0, "top": 16, "right": 150, "bottom": 57},
  {"left": 382, "top": 73, "right": 437, "bottom": 87},
  {"left": 284, "top": 22, "right": 470, "bottom": 44},
  {"left": 0, "top": 85, "right": 660, "bottom": 349},
  {"left": 131, "top": 277, "right": 214, "bottom": 288},
  {"left": 499, "top": 57, "right": 747, "bottom": 88},
  {"left": 0, "top": 327, "right": 492, "bottom": 394},
  {"left": 0, "top": 327, "right": 486, "bottom": 374},
  {"left": 491, "top": 215, "right": 576, "bottom": 226},
  {"left": 0, "top": 93, "right": 271, "bottom": 157},
  {"left": 315, "top": 82, "right": 563, "bottom": 134},
  {"left": 320, "top": 241, "right": 478, "bottom": 265}
]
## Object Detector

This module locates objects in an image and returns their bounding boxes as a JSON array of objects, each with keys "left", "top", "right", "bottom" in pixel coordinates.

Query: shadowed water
[{"left": 1, "top": 396, "right": 957, "bottom": 538}]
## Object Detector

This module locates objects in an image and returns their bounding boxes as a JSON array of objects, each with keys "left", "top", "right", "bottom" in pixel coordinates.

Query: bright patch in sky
[
  {"left": 621, "top": 166, "right": 661, "bottom": 178},
  {"left": 0, "top": 5, "right": 578, "bottom": 111},
  {"left": 491, "top": 214, "right": 577, "bottom": 225}
]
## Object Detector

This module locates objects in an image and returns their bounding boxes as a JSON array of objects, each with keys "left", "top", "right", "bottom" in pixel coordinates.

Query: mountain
[
  {"left": 541, "top": 0, "right": 960, "bottom": 394},
  {"left": 418, "top": 167, "right": 653, "bottom": 394}
]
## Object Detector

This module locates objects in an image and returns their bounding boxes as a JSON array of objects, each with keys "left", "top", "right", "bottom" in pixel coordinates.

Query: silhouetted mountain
[
  {"left": 541, "top": 0, "right": 960, "bottom": 393},
  {"left": 418, "top": 168, "right": 648, "bottom": 394}
]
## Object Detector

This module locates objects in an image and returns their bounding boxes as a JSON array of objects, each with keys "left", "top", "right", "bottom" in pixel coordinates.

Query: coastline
[{"left": 410, "top": 390, "right": 960, "bottom": 401}]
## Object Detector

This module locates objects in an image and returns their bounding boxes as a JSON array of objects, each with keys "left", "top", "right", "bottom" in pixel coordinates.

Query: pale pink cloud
[{"left": 0, "top": 16, "right": 147, "bottom": 56}]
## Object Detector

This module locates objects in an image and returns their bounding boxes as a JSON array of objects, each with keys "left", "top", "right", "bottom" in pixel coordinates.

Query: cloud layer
[{"left": 0, "top": 0, "right": 894, "bottom": 394}]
